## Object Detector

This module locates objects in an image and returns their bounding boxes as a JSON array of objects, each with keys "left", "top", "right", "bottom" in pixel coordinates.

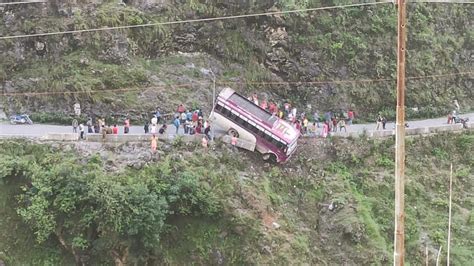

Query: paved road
[{"left": 0, "top": 113, "right": 472, "bottom": 138}]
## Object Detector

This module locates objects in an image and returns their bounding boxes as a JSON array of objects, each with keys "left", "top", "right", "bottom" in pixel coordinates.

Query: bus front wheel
[
  {"left": 228, "top": 128, "right": 239, "bottom": 138},
  {"left": 262, "top": 153, "right": 277, "bottom": 162}
]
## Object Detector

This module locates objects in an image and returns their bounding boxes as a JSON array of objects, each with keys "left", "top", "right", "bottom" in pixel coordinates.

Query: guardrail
[
  {"left": 34, "top": 122, "right": 473, "bottom": 142},
  {"left": 319, "top": 123, "right": 470, "bottom": 138},
  {"left": 85, "top": 133, "right": 205, "bottom": 143}
]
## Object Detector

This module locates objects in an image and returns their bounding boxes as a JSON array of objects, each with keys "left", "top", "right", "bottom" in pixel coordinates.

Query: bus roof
[{"left": 218, "top": 88, "right": 299, "bottom": 143}]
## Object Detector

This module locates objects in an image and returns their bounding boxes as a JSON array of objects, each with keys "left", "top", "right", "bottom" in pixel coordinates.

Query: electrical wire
[
  {"left": 0, "top": 2, "right": 391, "bottom": 41},
  {"left": 0, "top": 1, "right": 45, "bottom": 6},
  {"left": 2, "top": 71, "right": 472, "bottom": 97}
]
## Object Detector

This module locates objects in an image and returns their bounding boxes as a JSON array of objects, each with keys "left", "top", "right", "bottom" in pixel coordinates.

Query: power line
[
  {"left": 0, "top": 2, "right": 391, "bottom": 41},
  {"left": 0, "top": 1, "right": 45, "bottom": 6},
  {"left": 2, "top": 71, "right": 471, "bottom": 97},
  {"left": 410, "top": 0, "right": 473, "bottom": 3}
]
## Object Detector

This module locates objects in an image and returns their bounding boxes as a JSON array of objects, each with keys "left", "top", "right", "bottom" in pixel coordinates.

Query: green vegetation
[{"left": 2, "top": 132, "right": 472, "bottom": 264}]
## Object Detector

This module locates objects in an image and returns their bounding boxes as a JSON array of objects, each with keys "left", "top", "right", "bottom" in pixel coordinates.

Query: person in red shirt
[
  {"left": 269, "top": 102, "right": 277, "bottom": 114},
  {"left": 112, "top": 125, "right": 119, "bottom": 134},
  {"left": 177, "top": 104, "right": 185, "bottom": 114},
  {"left": 260, "top": 99, "right": 267, "bottom": 110},
  {"left": 295, "top": 120, "right": 302, "bottom": 133},
  {"left": 192, "top": 111, "right": 198, "bottom": 124},
  {"left": 332, "top": 117, "right": 338, "bottom": 132},
  {"left": 348, "top": 110, "right": 355, "bottom": 125}
]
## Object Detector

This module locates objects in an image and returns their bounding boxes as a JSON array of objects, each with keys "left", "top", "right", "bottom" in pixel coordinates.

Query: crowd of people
[
  {"left": 71, "top": 103, "right": 214, "bottom": 153},
  {"left": 145, "top": 105, "right": 213, "bottom": 153},
  {"left": 246, "top": 93, "right": 357, "bottom": 138},
  {"left": 70, "top": 97, "right": 467, "bottom": 152},
  {"left": 71, "top": 95, "right": 360, "bottom": 143}
]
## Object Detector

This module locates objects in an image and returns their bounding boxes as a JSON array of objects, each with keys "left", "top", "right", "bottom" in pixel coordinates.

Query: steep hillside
[
  {"left": 0, "top": 132, "right": 473, "bottom": 264},
  {"left": 0, "top": 0, "right": 472, "bottom": 123}
]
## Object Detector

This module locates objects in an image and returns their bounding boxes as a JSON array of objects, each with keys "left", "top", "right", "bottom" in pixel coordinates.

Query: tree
[{"left": 3, "top": 147, "right": 222, "bottom": 265}]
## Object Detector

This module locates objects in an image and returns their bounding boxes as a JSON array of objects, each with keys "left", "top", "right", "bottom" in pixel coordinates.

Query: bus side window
[
  {"left": 264, "top": 134, "right": 272, "bottom": 143},
  {"left": 271, "top": 139, "right": 279, "bottom": 147},
  {"left": 237, "top": 116, "right": 246, "bottom": 126},
  {"left": 247, "top": 123, "right": 258, "bottom": 134}
]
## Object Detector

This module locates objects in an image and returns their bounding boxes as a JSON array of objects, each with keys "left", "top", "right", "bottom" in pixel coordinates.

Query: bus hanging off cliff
[{"left": 210, "top": 87, "right": 300, "bottom": 163}]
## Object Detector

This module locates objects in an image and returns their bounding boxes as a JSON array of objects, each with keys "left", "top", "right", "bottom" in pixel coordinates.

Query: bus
[{"left": 209, "top": 88, "right": 300, "bottom": 163}]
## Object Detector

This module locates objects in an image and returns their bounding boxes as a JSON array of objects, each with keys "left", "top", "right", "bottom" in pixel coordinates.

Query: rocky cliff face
[{"left": 0, "top": 1, "right": 472, "bottom": 123}]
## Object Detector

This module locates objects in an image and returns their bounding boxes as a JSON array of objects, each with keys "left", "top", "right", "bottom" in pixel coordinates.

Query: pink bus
[{"left": 210, "top": 88, "right": 299, "bottom": 163}]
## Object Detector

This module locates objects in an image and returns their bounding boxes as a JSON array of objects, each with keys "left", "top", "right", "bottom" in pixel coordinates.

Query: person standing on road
[
  {"left": 231, "top": 133, "right": 238, "bottom": 151},
  {"left": 79, "top": 123, "right": 85, "bottom": 140},
  {"left": 86, "top": 118, "right": 93, "bottom": 133},
  {"left": 284, "top": 102, "right": 290, "bottom": 116},
  {"left": 260, "top": 98, "right": 268, "bottom": 110},
  {"left": 124, "top": 118, "right": 130, "bottom": 134},
  {"left": 186, "top": 110, "right": 193, "bottom": 122},
  {"left": 192, "top": 111, "right": 198, "bottom": 126},
  {"left": 180, "top": 112, "right": 187, "bottom": 132},
  {"left": 72, "top": 118, "right": 78, "bottom": 133},
  {"left": 310, "top": 122, "right": 318, "bottom": 136},
  {"left": 144, "top": 121, "right": 149, "bottom": 134},
  {"left": 155, "top": 110, "right": 161, "bottom": 124},
  {"left": 313, "top": 111, "right": 320, "bottom": 128},
  {"left": 447, "top": 111, "right": 453, "bottom": 124},
  {"left": 348, "top": 110, "right": 354, "bottom": 125},
  {"left": 204, "top": 122, "right": 211, "bottom": 140},
  {"left": 106, "top": 125, "right": 113, "bottom": 135},
  {"left": 302, "top": 117, "right": 309, "bottom": 135},
  {"left": 151, "top": 115, "right": 158, "bottom": 126},
  {"left": 332, "top": 117, "right": 338, "bottom": 132},
  {"left": 252, "top": 93, "right": 259, "bottom": 106},
  {"left": 184, "top": 120, "right": 191, "bottom": 134},
  {"left": 173, "top": 117, "right": 181, "bottom": 135},
  {"left": 322, "top": 121, "right": 329, "bottom": 138},
  {"left": 376, "top": 113, "right": 383, "bottom": 130},
  {"left": 269, "top": 102, "right": 277, "bottom": 114},
  {"left": 382, "top": 117, "right": 387, "bottom": 130},
  {"left": 338, "top": 119, "right": 347, "bottom": 132},
  {"left": 101, "top": 126, "right": 107, "bottom": 140},
  {"left": 278, "top": 110, "right": 284, "bottom": 119},
  {"left": 113, "top": 124, "right": 119, "bottom": 134}
]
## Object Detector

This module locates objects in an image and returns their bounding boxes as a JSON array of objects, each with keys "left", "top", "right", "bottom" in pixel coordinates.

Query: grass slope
[{"left": 0, "top": 132, "right": 472, "bottom": 264}]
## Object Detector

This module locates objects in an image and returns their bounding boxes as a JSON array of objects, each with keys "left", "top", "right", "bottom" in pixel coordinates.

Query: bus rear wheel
[
  {"left": 262, "top": 153, "right": 277, "bottom": 163},
  {"left": 227, "top": 128, "right": 239, "bottom": 138}
]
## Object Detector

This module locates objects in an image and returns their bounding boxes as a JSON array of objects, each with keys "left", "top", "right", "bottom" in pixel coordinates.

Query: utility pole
[
  {"left": 447, "top": 163, "right": 453, "bottom": 265},
  {"left": 201, "top": 67, "right": 216, "bottom": 140},
  {"left": 211, "top": 69, "right": 216, "bottom": 140},
  {"left": 394, "top": 0, "right": 407, "bottom": 265}
]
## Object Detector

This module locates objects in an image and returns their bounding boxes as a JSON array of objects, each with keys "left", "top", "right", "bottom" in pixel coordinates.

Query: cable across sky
[
  {"left": 0, "top": 2, "right": 391, "bottom": 41},
  {"left": 0, "top": 1, "right": 45, "bottom": 6}
]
